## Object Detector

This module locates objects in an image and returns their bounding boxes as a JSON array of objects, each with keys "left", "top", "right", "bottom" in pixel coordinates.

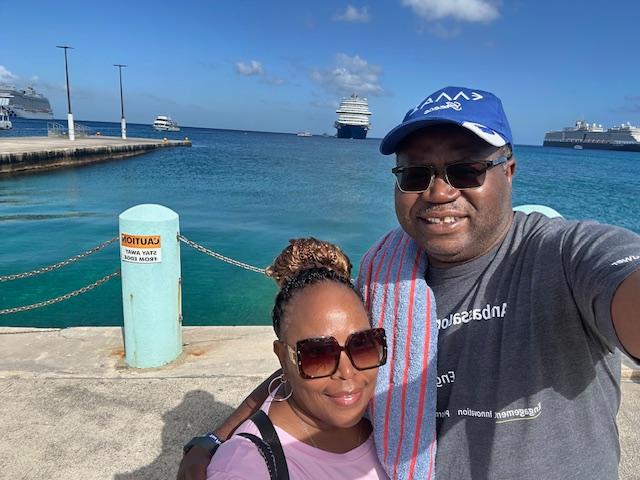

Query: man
[{"left": 178, "top": 86, "right": 640, "bottom": 479}]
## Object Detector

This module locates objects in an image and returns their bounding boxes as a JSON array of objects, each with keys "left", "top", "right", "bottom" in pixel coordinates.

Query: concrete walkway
[
  {"left": 0, "top": 136, "right": 187, "bottom": 154},
  {"left": 0, "top": 136, "right": 191, "bottom": 175},
  {"left": 0, "top": 326, "right": 638, "bottom": 479}
]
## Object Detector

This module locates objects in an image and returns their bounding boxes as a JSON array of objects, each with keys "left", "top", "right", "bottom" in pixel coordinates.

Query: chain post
[{"left": 119, "top": 204, "right": 182, "bottom": 368}]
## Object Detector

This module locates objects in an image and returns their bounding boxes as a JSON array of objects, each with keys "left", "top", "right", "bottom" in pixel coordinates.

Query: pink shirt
[{"left": 206, "top": 398, "right": 388, "bottom": 480}]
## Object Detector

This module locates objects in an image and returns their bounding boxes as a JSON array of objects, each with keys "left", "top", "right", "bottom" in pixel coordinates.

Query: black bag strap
[
  {"left": 249, "top": 410, "right": 290, "bottom": 480},
  {"left": 237, "top": 433, "right": 278, "bottom": 480}
]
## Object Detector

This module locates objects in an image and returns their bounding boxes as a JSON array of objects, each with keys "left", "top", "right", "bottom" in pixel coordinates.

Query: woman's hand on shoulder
[{"left": 177, "top": 446, "right": 211, "bottom": 480}]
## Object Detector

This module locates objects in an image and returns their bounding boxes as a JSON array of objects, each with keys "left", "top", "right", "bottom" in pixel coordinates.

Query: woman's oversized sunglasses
[
  {"left": 283, "top": 328, "right": 387, "bottom": 379},
  {"left": 391, "top": 155, "right": 510, "bottom": 193}
]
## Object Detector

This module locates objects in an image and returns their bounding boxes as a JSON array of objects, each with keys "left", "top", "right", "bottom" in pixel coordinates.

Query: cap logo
[
  {"left": 410, "top": 90, "right": 484, "bottom": 116},
  {"left": 423, "top": 100, "right": 462, "bottom": 116}
]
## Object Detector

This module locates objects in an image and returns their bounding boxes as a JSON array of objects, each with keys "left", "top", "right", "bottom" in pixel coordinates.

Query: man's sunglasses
[
  {"left": 284, "top": 328, "right": 387, "bottom": 379},
  {"left": 391, "top": 155, "right": 510, "bottom": 193}
]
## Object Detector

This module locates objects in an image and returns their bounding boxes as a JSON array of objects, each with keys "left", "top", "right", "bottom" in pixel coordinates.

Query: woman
[{"left": 207, "top": 238, "right": 389, "bottom": 479}]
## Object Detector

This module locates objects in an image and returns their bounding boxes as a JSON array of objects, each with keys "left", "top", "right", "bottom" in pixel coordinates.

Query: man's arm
[
  {"left": 612, "top": 270, "right": 640, "bottom": 360},
  {"left": 176, "top": 369, "right": 281, "bottom": 480}
]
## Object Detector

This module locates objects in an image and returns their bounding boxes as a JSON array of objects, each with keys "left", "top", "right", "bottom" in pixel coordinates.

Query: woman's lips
[{"left": 326, "top": 390, "right": 363, "bottom": 407}]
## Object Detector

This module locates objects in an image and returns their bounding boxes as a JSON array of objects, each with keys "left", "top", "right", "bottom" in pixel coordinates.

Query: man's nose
[{"left": 420, "top": 174, "right": 460, "bottom": 203}]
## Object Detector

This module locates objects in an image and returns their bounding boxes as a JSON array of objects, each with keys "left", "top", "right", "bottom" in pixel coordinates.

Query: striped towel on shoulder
[{"left": 356, "top": 227, "right": 438, "bottom": 480}]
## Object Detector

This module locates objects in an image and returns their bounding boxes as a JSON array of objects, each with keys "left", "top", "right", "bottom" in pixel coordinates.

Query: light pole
[
  {"left": 56, "top": 45, "right": 75, "bottom": 141},
  {"left": 114, "top": 64, "right": 127, "bottom": 139}
]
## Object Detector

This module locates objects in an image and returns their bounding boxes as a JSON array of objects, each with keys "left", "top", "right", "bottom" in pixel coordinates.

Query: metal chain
[
  {"left": 0, "top": 236, "right": 119, "bottom": 282},
  {"left": 0, "top": 270, "right": 121, "bottom": 315},
  {"left": 178, "top": 234, "right": 266, "bottom": 275}
]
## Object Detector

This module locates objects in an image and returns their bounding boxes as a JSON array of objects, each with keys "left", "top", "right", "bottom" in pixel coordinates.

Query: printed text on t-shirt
[
  {"left": 611, "top": 255, "right": 640, "bottom": 266},
  {"left": 437, "top": 303, "right": 508, "bottom": 330}
]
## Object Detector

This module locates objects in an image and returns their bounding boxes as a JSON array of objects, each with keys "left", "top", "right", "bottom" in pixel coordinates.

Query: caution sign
[{"left": 120, "top": 233, "right": 162, "bottom": 263}]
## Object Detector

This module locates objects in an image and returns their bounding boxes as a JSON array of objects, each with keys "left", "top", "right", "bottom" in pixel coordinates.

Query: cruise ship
[
  {"left": 0, "top": 85, "right": 54, "bottom": 119},
  {"left": 334, "top": 93, "right": 371, "bottom": 139},
  {"left": 543, "top": 120, "right": 640, "bottom": 152}
]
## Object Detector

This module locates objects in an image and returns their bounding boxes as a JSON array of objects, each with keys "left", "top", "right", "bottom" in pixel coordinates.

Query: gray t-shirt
[{"left": 428, "top": 212, "right": 640, "bottom": 479}]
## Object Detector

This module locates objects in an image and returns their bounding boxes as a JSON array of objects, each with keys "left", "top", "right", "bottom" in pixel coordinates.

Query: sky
[{"left": 2, "top": 0, "right": 640, "bottom": 145}]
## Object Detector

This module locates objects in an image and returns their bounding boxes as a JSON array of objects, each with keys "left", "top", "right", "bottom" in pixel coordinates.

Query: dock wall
[{"left": 0, "top": 136, "right": 191, "bottom": 175}]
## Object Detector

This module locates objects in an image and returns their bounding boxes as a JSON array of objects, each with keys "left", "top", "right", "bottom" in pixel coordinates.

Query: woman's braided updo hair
[{"left": 266, "top": 238, "right": 361, "bottom": 337}]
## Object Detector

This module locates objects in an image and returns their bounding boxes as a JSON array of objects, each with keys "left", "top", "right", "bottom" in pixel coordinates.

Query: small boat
[
  {"left": 0, "top": 96, "right": 13, "bottom": 130},
  {"left": 296, "top": 131, "right": 312, "bottom": 137},
  {"left": 573, "top": 145, "right": 583, "bottom": 150},
  {"left": 153, "top": 115, "right": 180, "bottom": 132},
  {"left": 0, "top": 114, "right": 11, "bottom": 130}
]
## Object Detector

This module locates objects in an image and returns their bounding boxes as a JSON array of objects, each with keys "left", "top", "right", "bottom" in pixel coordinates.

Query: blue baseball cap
[{"left": 379, "top": 86, "right": 513, "bottom": 155}]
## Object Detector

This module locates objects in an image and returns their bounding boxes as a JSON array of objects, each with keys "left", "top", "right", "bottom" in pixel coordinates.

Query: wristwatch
[{"left": 183, "top": 432, "right": 223, "bottom": 456}]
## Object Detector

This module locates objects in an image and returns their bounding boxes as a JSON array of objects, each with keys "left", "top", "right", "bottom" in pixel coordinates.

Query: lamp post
[
  {"left": 56, "top": 45, "right": 75, "bottom": 141},
  {"left": 114, "top": 64, "right": 127, "bottom": 139}
]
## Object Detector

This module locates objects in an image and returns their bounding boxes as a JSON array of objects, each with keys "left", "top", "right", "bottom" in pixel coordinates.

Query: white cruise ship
[
  {"left": 153, "top": 115, "right": 180, "bottom": 132},
  {"left": 0, "top": 85, "right": 54, "bottom": 119},
  {"left": 334, "top": 94, "right": 372, "bottom": 139},
  {"left": 543, "top": 120, "right": 640, "bottom": 152}
]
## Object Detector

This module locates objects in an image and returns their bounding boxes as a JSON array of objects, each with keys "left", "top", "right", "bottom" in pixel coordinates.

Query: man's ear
[{"left": 504, "top": 158, "right": 516, "bottom": 184}]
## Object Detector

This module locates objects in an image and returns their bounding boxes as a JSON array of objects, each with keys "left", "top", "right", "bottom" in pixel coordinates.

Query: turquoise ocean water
[{"left": 1, "top": 118, "right": 639, "bottom": 327}]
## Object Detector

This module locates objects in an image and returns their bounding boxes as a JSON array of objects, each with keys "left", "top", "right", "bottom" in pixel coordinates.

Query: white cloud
[
  {"left": 234, "top": 60, "right": 264, "bottom": 76},
  {"left": 402, "top": 0, "right": 499, "bottom": 22},
  {"left": 334, "top": 5, "right": 371, "bottom": 23},
  {"left": 311, "top": 53, "right": 385, "bottom": 97},
  {"left": 0, "top": 65, "right": 19, "bottom": 83},
  {"left": 234, "top": 60, "right": 286, "bottom": 86}
]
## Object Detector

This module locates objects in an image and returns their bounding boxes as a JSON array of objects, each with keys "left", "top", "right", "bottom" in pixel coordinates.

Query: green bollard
[{"left": 119, "top": 204, "right": 182, "bottom": 368}]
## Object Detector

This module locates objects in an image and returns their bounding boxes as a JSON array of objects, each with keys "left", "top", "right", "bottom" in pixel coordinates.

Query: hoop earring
[{"left": 268, "top": 374, "right": 293, "bottom": 402}]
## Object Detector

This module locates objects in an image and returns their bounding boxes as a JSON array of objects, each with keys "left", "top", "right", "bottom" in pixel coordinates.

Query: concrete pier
[
  {"left": 0, "top": 326, "right": 638, "bottom": 479},
  {"left": 0, "top": 136, "right": 191, "bottom": 175}
]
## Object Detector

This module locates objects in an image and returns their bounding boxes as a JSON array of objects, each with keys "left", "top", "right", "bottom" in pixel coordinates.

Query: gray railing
[
  {"left": 47, "top": 122, "right": 92, "bottom": 137},
  {"left": 47, "top": 122, "right": 66, "bottom": 137}
]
